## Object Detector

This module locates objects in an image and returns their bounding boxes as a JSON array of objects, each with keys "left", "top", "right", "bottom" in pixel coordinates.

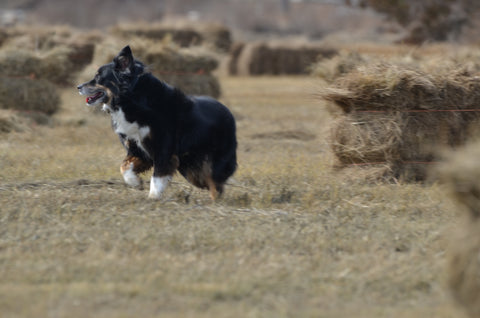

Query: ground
[{"left": 0, "top": 76, "right": 467, "bottom": 317}]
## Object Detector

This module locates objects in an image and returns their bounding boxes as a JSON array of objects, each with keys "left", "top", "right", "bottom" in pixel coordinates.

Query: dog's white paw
[
  {"left": 148, "top": 176, "right": 171, "bottom": 199},
  {"left": 122, "top": 164, "right": 142, "bottom": 188}
]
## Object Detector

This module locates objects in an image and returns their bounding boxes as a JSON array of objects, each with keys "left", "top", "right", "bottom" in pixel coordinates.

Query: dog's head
[{"left": 77, "top": 45, "right": 145, "bottom": 107}]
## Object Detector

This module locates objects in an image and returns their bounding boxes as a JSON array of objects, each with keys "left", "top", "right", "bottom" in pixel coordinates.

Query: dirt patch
[{"left": 251, "top": 130, "right": 316, "bottom": 141}]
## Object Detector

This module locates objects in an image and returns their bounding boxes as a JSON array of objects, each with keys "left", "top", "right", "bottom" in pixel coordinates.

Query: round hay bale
[{"left": 0, "top": 77, "right": 60, "bottom": 115}]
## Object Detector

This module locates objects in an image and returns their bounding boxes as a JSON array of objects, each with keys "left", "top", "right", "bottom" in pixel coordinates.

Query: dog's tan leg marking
[{"left": 206, "top": 176, "right": 218, "bottom": 201}]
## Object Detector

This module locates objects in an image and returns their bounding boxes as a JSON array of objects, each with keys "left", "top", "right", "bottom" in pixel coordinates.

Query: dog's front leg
[
  {"left": 119, "top": 138, "right": 153, "bottom": 189},
  {"left": 148, "top": 175, "right": 172, "bottom": 199},
  {"left": 121, "top": 155, "right": 152, "bottom": 189},
  {"left": 148, "top": 155, "right": 178, "bottom": 200}
]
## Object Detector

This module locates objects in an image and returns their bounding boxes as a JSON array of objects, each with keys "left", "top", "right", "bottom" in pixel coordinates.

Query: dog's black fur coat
[{"left": 77, "top": 46, "right": 237, "bottom": 198}]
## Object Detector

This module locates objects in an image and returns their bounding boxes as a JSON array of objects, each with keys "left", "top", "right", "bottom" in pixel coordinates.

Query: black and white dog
[{"left": 77, "top": 46, "right": 237, "bottom": 200}]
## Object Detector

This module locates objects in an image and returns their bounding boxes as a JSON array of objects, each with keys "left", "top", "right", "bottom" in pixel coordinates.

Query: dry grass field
[{"left": 0, "top": 75, "right": 467, "bottom": 317}]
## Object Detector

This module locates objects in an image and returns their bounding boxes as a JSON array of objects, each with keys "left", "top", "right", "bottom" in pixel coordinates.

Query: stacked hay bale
[
  {"left": 110, "top": 22, "right": 232, "bottom": 52},
  {"left": 320, "top": 62, "right": 480, "bottom": 181},
  {"left": 311, "top": 50, "right": 367, "bottom": 83},
  {"left": 230, "top": 41, "right": 337, "bottom": 75},
  {"left": 0, "top": 110, "right": 29, "bottom": 134},
  {"left": 440, "top": 142, "right": 480, "bottom": 318},
  {"left": 0, "top": 26, "right": 95, "bottom": 74},
  {"left": 79, "top": 38, "right": 221, "bottom": 98},
  {"left": 137, "top": 43, "right": 220, "bottom": 98},
  {"left": 0, "top": 49, "right": 63, "bottom": 116},
  {"left": 0, "top": 26, "right": 98, "bottom": 132}
]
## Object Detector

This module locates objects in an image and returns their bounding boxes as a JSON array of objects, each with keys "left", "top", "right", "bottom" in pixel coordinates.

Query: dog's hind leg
[
  {"left": 206, "top": 176, "right": 225, "bottom": 201},
  {"left": 206, "top": 176, "right": 219, "bottom": 201}
]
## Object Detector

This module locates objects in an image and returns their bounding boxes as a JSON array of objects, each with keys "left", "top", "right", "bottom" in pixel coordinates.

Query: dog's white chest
[{"left": 111, "top": 108, "right": 150, "bottom": 153}]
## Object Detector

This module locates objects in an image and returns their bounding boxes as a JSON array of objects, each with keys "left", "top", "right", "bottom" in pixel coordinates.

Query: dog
[{"left": 77, "top": 46, "right": 237, "bottom": 200}]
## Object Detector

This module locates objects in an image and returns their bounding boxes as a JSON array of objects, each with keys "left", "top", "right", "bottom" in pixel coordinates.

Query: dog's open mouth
[{"left": 86, "top": 91, "right": 105, "bottom": 105}]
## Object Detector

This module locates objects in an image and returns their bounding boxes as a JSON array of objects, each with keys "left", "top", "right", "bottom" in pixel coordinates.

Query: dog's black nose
[{"left": 77, "top": 84, "right": 82, "bottom": 89}]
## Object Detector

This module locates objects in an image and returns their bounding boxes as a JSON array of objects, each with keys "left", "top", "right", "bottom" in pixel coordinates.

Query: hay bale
[
  {"left": 234, "top": 41, "right": 337, "bottom": 75},
  {"left": 322, "top": 63, "right": 480, "bottom": 113},
  {"left": 439, "top": 142, "right": 480, "bottom": 317},
  {"left": 1, "top": 25, "right": 73, "bottom": 51},
  {"left": 158, "top": 73, "right": 221, "bottom": 99},
  {"left": 0, "top": 110, "right": 27, "bottom": 134},
  {"left": 330, "top": 114, "right": 403, "bottom": 165},
  {"left": 0, "top": 47, "right": 82, "bottom": 86},
  {"left": 138, "top": 45, "right": 218, "bottom": 74},
  {"left": 111, "top": 22, "right": 232, "bottom": 52},
  {"left": 0, "top": 27, "right": 96, "bottom": 83},
  {"left": 0, "top": 77, "right": 60, "bottom": 115},
  {"left": 112, "top": 23, "right": 203, "bottom": 47},
  {"left": 321, "top": 62, "right": 480, "bottom": 181},
  {"left": 228, "top": 42, "right": 245, "bottom": 75},
  {"left": 64, "top": 42, "right": 95, "bottom": 72},
  {"left": 201, "top": 24, "right": 232, "bottom": 52},
  {"left": 311, "top": 51, "right": 367, "bottom": 83}
]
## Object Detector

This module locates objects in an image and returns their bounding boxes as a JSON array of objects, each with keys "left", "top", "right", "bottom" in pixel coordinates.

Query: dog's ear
[{"left": 114, "top": 45, "right": 134, "bottom": 74}]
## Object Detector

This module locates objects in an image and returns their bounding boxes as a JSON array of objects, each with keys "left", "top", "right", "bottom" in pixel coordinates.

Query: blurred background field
[{"left": 2, "top": 1, "right": 480, "bottom": 317}]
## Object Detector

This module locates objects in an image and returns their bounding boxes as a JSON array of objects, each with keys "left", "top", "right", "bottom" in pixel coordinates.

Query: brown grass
[{"left": 0, "top": 74, "right": 467, "bottom": 317}]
